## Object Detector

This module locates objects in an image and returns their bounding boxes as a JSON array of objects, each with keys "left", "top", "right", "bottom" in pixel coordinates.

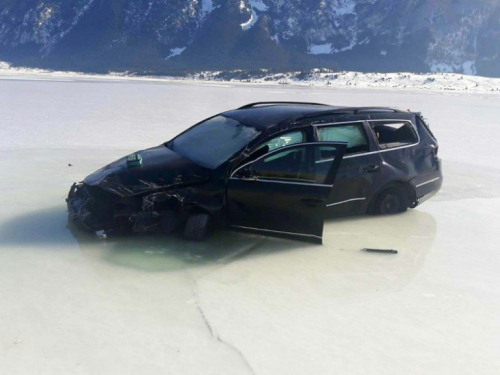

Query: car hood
[{"left": 84, "top": 145, "right": 211, "bottom": 197}]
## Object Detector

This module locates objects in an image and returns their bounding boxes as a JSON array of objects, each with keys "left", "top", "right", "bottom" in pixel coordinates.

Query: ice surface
[{"left": 1, "top": 74, "right": 500, "bottom": 374}]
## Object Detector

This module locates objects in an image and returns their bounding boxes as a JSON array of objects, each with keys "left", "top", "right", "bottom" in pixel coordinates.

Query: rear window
[
  {"left": 369, "top": 120, "right": 418, "bottom": 149},
  {"left": 317, "top": 123, "right": 368, "bottom": 154},
  {"left": 416, "top": 115, "right": 437, "bottom": 141}
]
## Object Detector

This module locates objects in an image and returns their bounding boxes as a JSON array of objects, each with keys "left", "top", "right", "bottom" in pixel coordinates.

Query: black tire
[
  {"left": 183, "top": 213, "right": 212, "bottom": 241},
  {"left": 373, "top": 187, "right": 408, "bottom": 215},
  {"left": 157, "top": 210, "right": 179, "bottom": 234}
]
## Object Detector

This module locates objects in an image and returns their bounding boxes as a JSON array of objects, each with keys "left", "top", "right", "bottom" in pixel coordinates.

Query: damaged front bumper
[
  {"left": 66, "top": 182, "right": 111, "bottom": 232},
  {"left": 66, "top": 182, "right": 164, "bottom": 234},
  {"left": 66, "top": 182, "right": 223, "bottom": 236}
]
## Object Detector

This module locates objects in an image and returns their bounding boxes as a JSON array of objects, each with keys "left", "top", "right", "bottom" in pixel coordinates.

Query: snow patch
[
  {"left": 249, "top": 0, "right": 269, "bottom": 12},
  {"left": 308, "top": 43, "right": 332, "bottom": 55},
  {"left": 165, "top": 47, "right": 185, "bottom": 60},
  {"left": 332, "top": 39, "right": 357, "bottom": 53},
  {"left": 240, "top": 0, "right": 268, "bottom": 30},
  {"left": 201, "top": 0, "right": 214, "bottom": 13},
  {"left": 429, "top": 60, "right": 478, "bottom": 76},
  {"left": 380, "top": 50, "right": 387, "bottom": 56},
  {"left": 332, "top": 1, "right": 356, "bottom": 15},
  {"left": 241, "top": 9, "right": 257, "bottom": 30},
  {"left": 187, "top": 69, "right": 500, "bottom": 93},
  {"left": 1, "top": 64, "right": 498, "bottom": 94},
  {"left": 462, "top": 61, "right": 477, "bottom": 75},
  {"left": 430, "top": 62, "right": 455, "bottom": 73}
]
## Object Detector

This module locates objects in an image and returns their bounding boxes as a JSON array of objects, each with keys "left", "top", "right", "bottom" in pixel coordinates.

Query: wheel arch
[{"left": 367, "top": 180, "right": 416, "bottom": 214}]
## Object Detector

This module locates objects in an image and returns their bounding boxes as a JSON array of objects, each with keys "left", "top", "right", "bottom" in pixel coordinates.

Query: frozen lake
[{"left": 1, "top": 75, "right": 500, "bottom": 374}]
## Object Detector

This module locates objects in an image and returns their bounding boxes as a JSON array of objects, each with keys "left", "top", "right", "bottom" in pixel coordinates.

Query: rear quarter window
[
  {"left": 369, "top": 120, "right": 418, "bottom": 149},
  {"left": 317, "top": 123, "right": 369, "bottom": 154}
]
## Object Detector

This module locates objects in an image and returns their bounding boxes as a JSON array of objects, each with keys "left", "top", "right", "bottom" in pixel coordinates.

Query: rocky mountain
[{"left": 0, "top": 0, "right": 499, "bottom": 76}]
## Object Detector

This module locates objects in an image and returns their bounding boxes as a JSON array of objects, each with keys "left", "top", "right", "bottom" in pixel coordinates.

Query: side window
[
  {"left": 258, "top": 131, "right": 305, "bottom": 152},
  {"left": 370, "top": 121, "right": 418, "bottom": 149},
  {"left": 317, "top": 124, "right": 368, "bottom": 155},
  {"left": 250, "top": 147, "right": 309, "bottom": 182},
  {"left": 234, "top": 144, "right": 344, "bottom": 184}
]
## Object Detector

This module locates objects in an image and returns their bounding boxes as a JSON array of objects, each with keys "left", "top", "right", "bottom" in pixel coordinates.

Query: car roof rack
[{"left": 238, "top": 101, "right": 332, "bottom": 109}]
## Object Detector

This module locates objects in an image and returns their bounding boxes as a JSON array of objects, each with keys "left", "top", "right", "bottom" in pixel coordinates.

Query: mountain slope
[{"left": 0, "top": 0, "right": 499, "bottom": 76}]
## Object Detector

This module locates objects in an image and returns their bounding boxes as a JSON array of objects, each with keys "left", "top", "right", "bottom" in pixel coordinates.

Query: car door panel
[
  {"left": 315, "top": 122, "right": 382, "bottom": 215},
  {"left": 327, "top": 153, "right": 382, "bottom": 215},
  {"left": 227, "top": 142, "right": 346, "bottom": 243}
]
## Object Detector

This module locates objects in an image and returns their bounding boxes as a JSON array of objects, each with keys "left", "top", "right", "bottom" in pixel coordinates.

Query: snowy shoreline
[{"left": 1, "top": 62, "right": 500, "bottom": 94}]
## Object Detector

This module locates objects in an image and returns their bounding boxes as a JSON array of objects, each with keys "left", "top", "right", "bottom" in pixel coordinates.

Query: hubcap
[{"left": 381, "top": 194, "right": 400, "bottom": 214}]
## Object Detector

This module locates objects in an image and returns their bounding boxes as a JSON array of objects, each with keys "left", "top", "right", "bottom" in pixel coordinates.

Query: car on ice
[{"left": 67, "top": 102, "right": 442, "bottom": 243}]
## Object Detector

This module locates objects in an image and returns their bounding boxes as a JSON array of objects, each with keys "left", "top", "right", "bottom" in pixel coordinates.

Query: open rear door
[{"left": 227, "top": 142, "right": 347, "bottom": 243}]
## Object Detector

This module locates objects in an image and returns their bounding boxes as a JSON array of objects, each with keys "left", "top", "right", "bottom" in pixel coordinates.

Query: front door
[{"left": 227, "top": 142, "right": 346, "bottom": 243}]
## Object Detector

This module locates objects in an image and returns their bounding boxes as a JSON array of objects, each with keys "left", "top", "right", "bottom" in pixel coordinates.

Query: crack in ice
[{"left": 193, "top": 282, "right": 256, "bottom": 375}]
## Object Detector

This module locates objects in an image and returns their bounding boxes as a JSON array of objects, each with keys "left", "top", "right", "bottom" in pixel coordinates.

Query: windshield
[{"left": 168, "top": 115, "right": 261, "bottom": 169}]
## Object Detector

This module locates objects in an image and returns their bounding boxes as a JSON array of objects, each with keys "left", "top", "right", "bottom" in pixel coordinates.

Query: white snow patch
[
  {"left": 430, "top": 60, "right": 477, "bottom": 76},
  {"left": 240, "top": 1, "right": 268, "bottom": 30},
  {"left": 165, "top": 47, "right": 186, "bottom": 60},
  {"left": 249, "top": 0, "right": 269, "bottom": 11},
  {"left": 332, "top": 0, "right": 356, "bottom": 15},
  {"left": 188, "top": 69, "right": 500, "bottom": 94},
  {"left": 1, "top": 63, "right": 499, "bottom": 94},
  {"left": 332, "top": 39, "right": 357, "bottom": 53},
  {"left": 308, "top": 43, "right": 332, "bottom": 55},
  {"left": 241, "top": 9, "right": 257, "bottom": 30},
  {"left": 430, "top": 62, "right": 455, "bottom": 73},
  {"left": 201, "top": 0, "right": 214, "bottom": 13},
  {"left": 462, "top": 61, "right": 477, "bottom": 75}
]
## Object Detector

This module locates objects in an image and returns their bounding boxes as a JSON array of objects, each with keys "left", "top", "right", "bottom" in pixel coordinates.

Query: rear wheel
[
  {"left": 183, "top": 213, "right": 212, "bottom": 241},
  {"left": 373, "top": 187, "right": 408, "bottom": 215}
]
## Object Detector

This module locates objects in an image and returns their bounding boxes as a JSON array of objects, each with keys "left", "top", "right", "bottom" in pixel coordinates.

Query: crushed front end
[
  {"left": 66, "top": 149, "right": 225, "bottom": 237},
  {"left": 66, "top": 182, "right": 139, "bottom": 233}
]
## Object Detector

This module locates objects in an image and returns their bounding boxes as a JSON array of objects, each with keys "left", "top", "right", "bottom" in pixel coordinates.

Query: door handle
[
  {"left": 364, "top": 165, "right": 380, "bottom": 173},
  {"left": 301, "top": 198, "right": 325, "bottom": 207}
]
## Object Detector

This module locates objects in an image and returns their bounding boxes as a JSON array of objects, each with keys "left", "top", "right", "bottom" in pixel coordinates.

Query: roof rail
[
  {"left": 299, "top": 107, "right": 403, "bottom": 120},
  {"left": 354, "top": 107, "right": 401, "bottom": 114},
  {"left": 238, "top": 101, "right": 330, "bottom": 109}
]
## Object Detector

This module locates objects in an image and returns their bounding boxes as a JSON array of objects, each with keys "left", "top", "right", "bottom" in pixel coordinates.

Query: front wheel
[
  {"left": 183, "top": 213, "right": 212, "bottom": 241},
  {"left": 373, "top": 187, "right": 408, "bottom": 215}
]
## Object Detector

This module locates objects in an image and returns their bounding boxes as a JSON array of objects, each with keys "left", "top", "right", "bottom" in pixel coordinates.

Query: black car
[{"left": 67, "top": 102, "right": 442, "bottom": 243}]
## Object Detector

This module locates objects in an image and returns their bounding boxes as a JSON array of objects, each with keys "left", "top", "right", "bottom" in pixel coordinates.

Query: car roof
[
  {"left": 222, "top": 102, "right": 407, "bottom": 130},
  {"left": 223, "top": 103, "right": 339, "bottom": 130}
]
